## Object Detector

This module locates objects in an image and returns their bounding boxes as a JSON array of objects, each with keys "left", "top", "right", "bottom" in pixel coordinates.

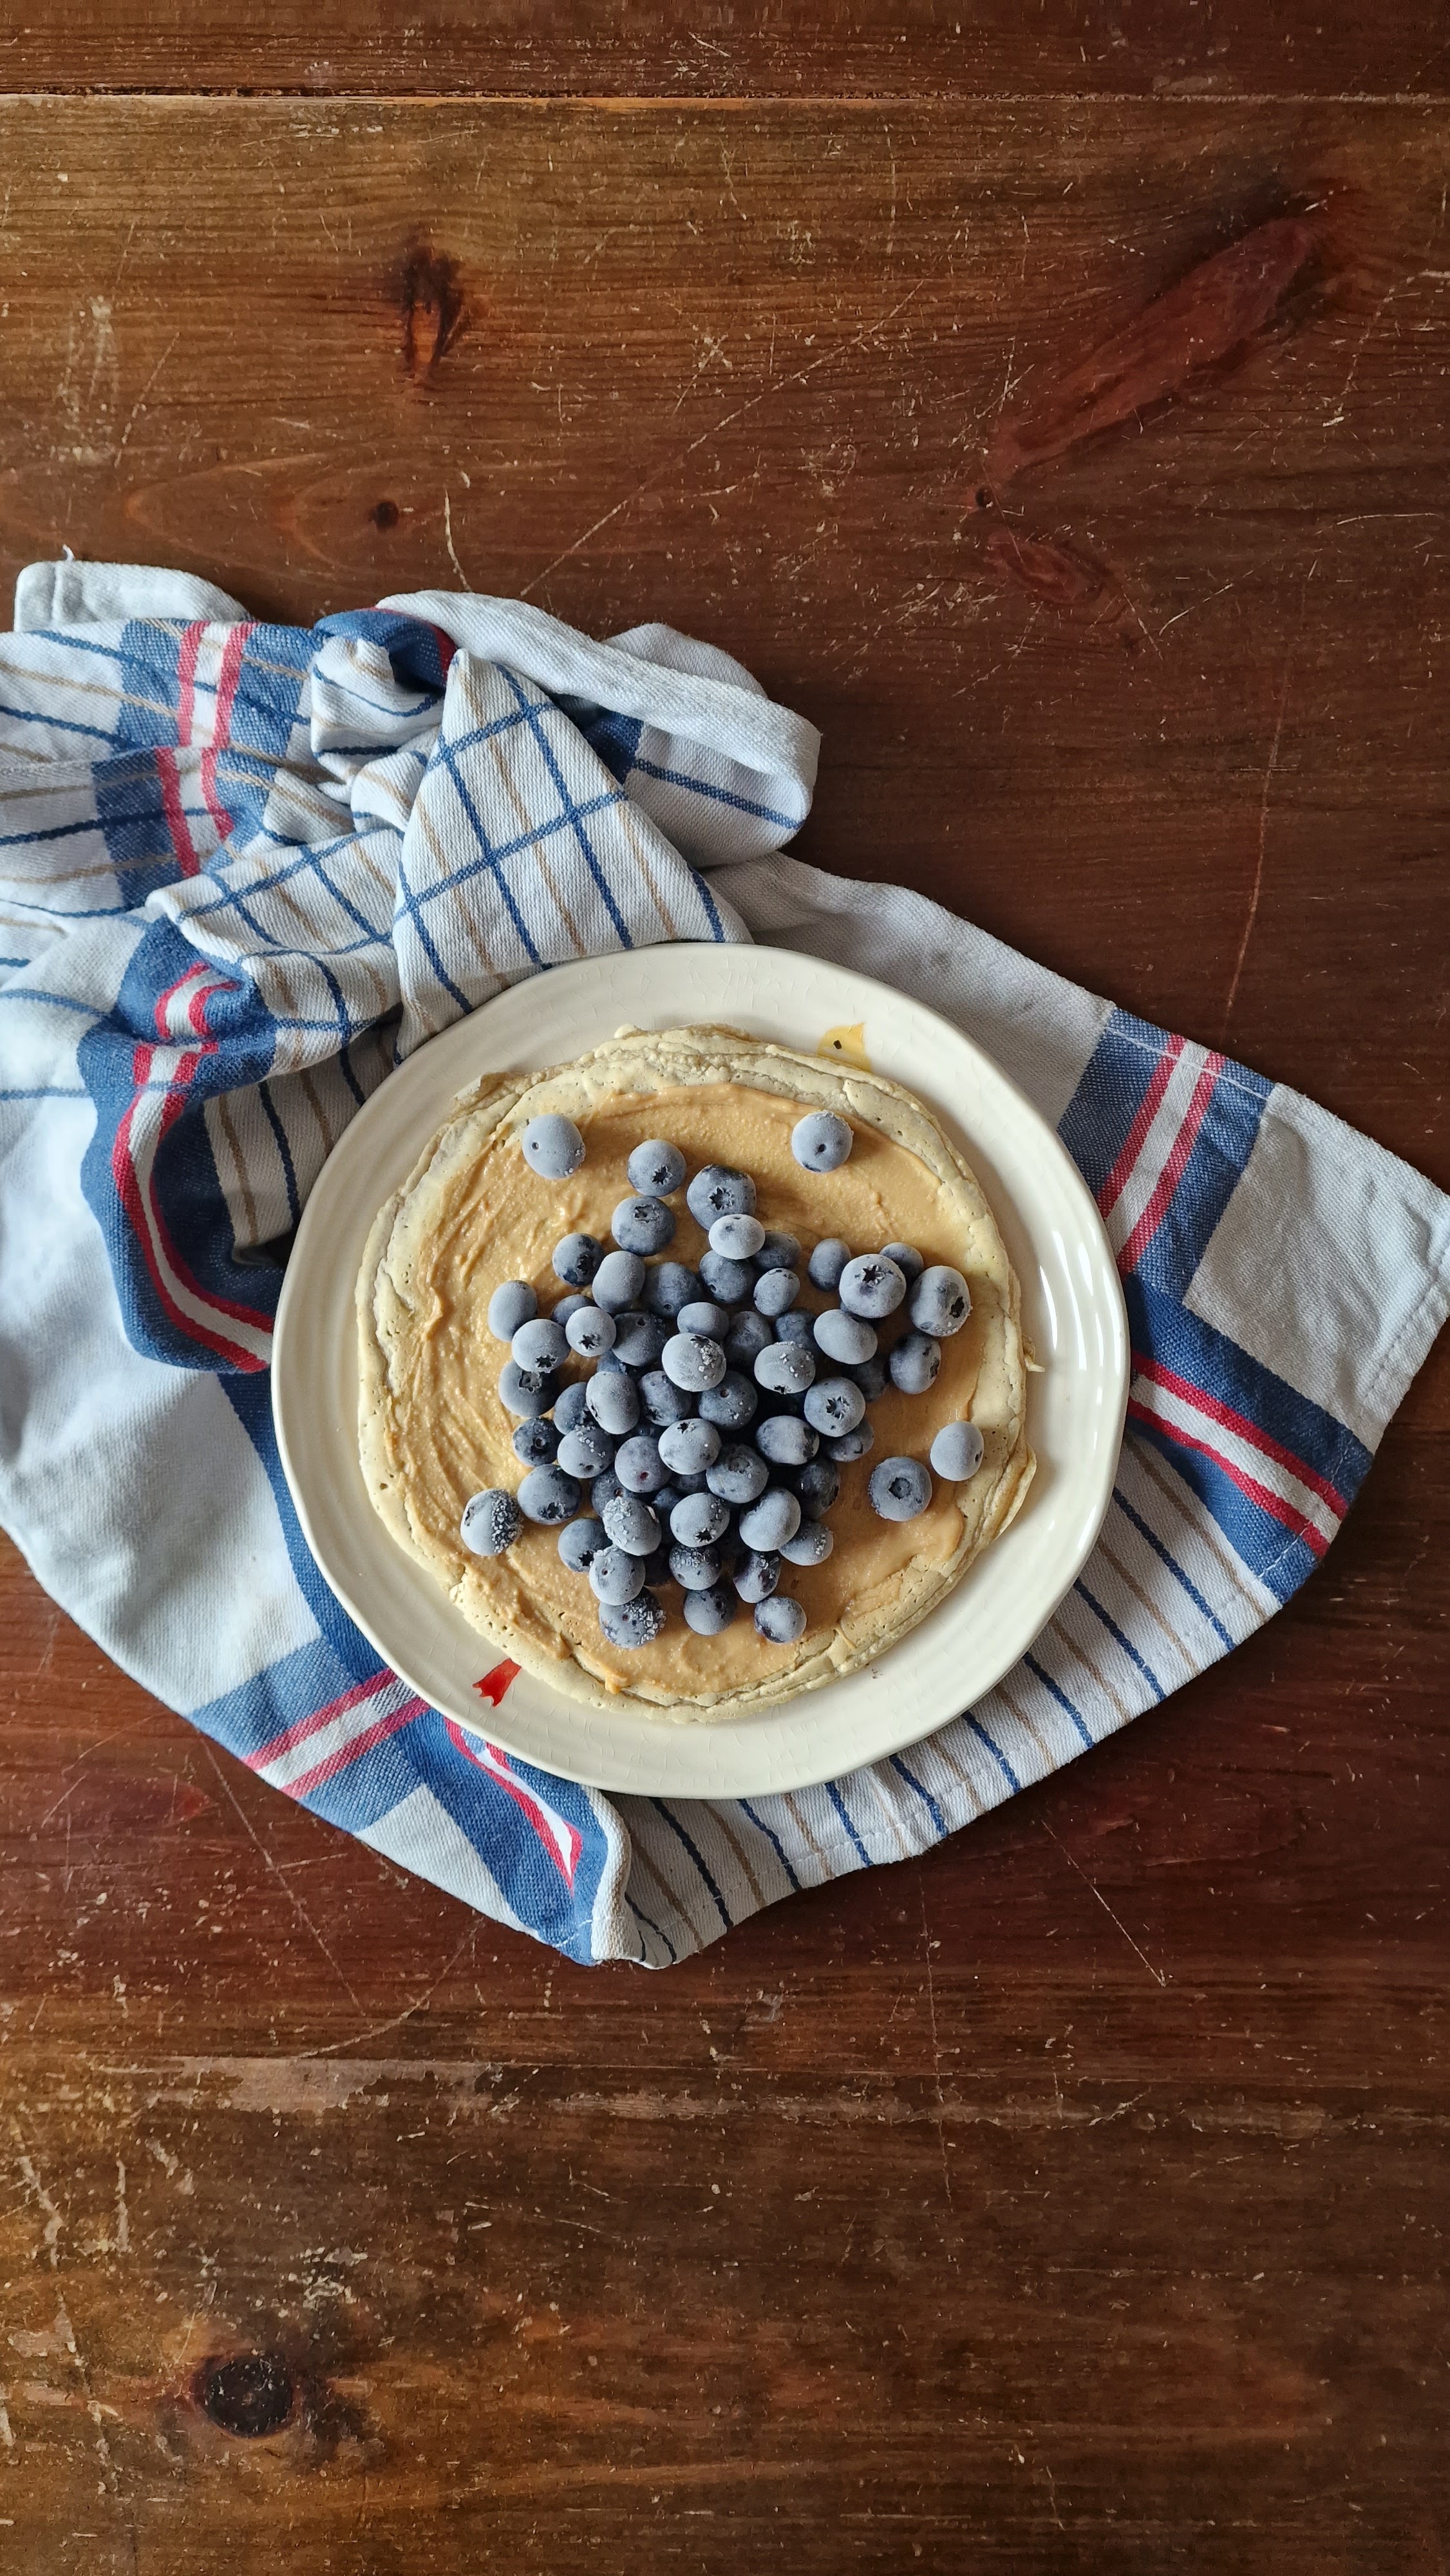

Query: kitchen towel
[{"left": 1, "top": 560, "right": 1445, "bottom": 1964}]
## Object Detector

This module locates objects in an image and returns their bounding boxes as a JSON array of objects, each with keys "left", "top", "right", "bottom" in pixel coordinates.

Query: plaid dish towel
[{"left": 1, "top": 560, "right": 1445, "bottom": 1965}]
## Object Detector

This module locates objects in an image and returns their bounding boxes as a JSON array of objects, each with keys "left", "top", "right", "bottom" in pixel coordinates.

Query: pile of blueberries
[{"left": 458, "top": 1106, "right": 986, "bottom": 1655}]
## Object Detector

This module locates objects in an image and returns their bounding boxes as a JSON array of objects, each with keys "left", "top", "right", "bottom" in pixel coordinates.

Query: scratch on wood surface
[
  {"left": 200, "top": 1743, "right": 366, "bottom": 2016},
  {"left": 1040, "top": 1819, "right": 1168, "bottom": 1987},
  {"left": 442, "top": 489, "right": 474, "bottom": 590}
]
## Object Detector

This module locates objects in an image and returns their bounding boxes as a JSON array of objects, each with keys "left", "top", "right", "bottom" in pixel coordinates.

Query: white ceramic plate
[{"left": 272, "top": 945, "right": 1127, "bottom": 1797}]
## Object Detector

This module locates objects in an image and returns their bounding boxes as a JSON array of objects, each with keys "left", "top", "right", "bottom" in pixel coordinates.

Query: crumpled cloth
[{"left": 0, "top": 559, "right": 1444, "bottom": 1964}]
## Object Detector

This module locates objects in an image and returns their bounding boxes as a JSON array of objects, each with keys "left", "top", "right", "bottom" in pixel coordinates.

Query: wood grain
[{"left": 0, "top": 82, "right": 1445, "bottom": 2576}]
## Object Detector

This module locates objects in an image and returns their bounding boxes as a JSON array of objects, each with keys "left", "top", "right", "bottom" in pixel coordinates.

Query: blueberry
[
  {"left": 849, "top": 1354, "right": 890, "bottom": 1403},
  {"left": 642, "top": 1548, "right": 673, "bottom": 1591},
  {"left": 552, "top": 1233, "right": 603, "bottom": 1289},
  {"left": 498, "top": 1359, "right": 558, "bottom": 1419},
  {"left": 557, "top": 1422, "right": 616, "bottom": 1481},
  {"left": 883, "top": 1242, "right": 925, "bottom": 1285},
  {"left": 723, "top": 1310, "right": 774, "bottom": 1369},
  {"left": 670, "top": 1543, "right": 724, "bottom": 1592},
  {"left": 677, "top": 1300, "right": 731, "bottom": 1342},
  {"left": 686, "top": 1164, "right": 756, "bottom": 1226},
  {"left": 709, "top": 1212, "right": 765, "bottom": 1260},
  {"left": 585, "top": 1371, "right": 640, "bottom": 1436},
  {"left": 698, "top": 1249, "right": 754, "bottom": 1305},
  {"left": 699, "top": 1368, "right": 758, "bottom": 1431},
  {"left": 594, "top": 1349, "right": 626, "bottom": 1374},
  {"left": 558, "top": 1515, "right": 608, "bottom": 1575},
  {"left": 517, "top": 1464, "right": 582, "bottom": 1526},
  {"left": 795, "top": 1458, "right": 841, "bottom": 1515},
  {"left": 754, "top": 1267, "right": 800, "bottom": 1318},
  {"left": 807, "top": 1238, "right": 851, "bottom": 1292},
  {"left": 565, "top": 1303, "right": 616, "bottom": 1360},
  {"left": 827, "top": 1422, "right": 875, "bottom": 1464},
  {"left": 756, "top": 1414, "right": 818, "bottom": 1467},
  {"left": 652, "top": 1482, "right": 684, "bottom": 1519},
  {"left": 838, "top": 1254, "right": 907, "bottom": 1321},
  {"left": 804, "top": 1376, "right": 865, "bottom": 1437},
  {"left": 773, "top": 1309, "right": 816, "bottom": 1349},
  {"left": 707, "top": 1442, "right": 770, "bottom": 1505},
  {"left": 460, "top": 1488, "right": 520, "bottom": 1555},
  {"left": 670, "top": 1490, "right": 731, "bottom": 1549},
  {"left": 754, "top": 1341, "right": 815, "bottom": 1396},
  {"left": 668, "top": 1468, "right": 710, "bottom": 1495},
  {"left": 552, "top": 1293, "right": 592, "bottom": 1328},
  {"left": 791, "top": 1110, "right": 852, "bottom": 1172},
  {"left": 520, "top": 1113, "right": 585, "bottom": 1179},
  {"left": 638, "top": 1368, "right": 695, "bottom": 1427},
  {"left": 513, "top": 1417, "right": 560, "bottom": 1466},
  {"left": 813, "top": 1307, "right": 877, "bottom": 1366},
  {"left": 612, "top": 1310, "right": 669, "bottom": 1370},
  {"left": 614, "top": 1432, "right": 668, "bottom": 1494},
  {"left": 643, "top": 1262, "right": 702, "bottom": 1316},
  {"left": 909, "top": 1265, "right": 972, "bottom": 1337},
  {"left": 627, "top": 1139, "right": 686, "bottom": 1198},
  {"left": 601, "top": 1493, "right": 661, "bottom": 1557},
  {"left": 659, "top": 1417, "right": 721, "bottom": 1476},
  {"left": 780, "top": 1517, "right": 834, "bottom": 1566},
  {"left": 663, "top": 1332, "right": 727, "bottom": 1392},
  {"left": 930, "top": 1420, "right": 985, "bottom": 1481},
  {"left": 487, "top": 1280, "right": 537, "bottom": 1341},
  {"left": 598, "top": 1591, "right": 665, "bottom": 1649},
  {"left": 553, "top": 1379, "right": 590, "bottom": 1434},
  {"left": 683, "top": 1580, "right": 737, "bottom": 1636},
  {"left": 512, "top": 1315, "right": 568, "bottom": 1374},
  {"left": 733, "top": 1549, "right": 781, "bottom": 1604},
  {"left": 592, "top": 1249, "right": 645, "bottom": 1312},
  {"left": 592, "top": 1468, "right": 623, "bottom": 1513},
  {"left": 889, "top": 1331, "right": 941, "bottom": 1396},
  {"left": 755, "top": 1229, "right": 800, "bottom": 1273},
  {"left": 739, "top": 1488, "right": 802, "bottom": 1552},
  {"left": 867, "top": 1456, "right": 934, "bottom": 1522},
  {"left": 613, "top": 1195, "right": 676, "bottom": 1256},
  {"left": 590, "top": 1546, "right": 645, "bottom": 1605},
  {"left": 755, "top": 1593, "right": 809, "bottom": 1642}
]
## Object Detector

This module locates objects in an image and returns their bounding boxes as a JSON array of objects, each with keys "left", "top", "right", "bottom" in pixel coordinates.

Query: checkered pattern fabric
[{"left": 1, "top": 560, "right": 1445, "bottom": 1964}]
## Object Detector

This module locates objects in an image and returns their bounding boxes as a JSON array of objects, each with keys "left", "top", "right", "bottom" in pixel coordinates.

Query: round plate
[{"left": 272, "top": 945, "right": 1127, "bottom": 1797}]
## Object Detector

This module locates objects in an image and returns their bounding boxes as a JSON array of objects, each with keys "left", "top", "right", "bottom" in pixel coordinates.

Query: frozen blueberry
[
  {"left": 754, "top": 1267, "right": 800, "bottom": 1318},
  {"left": 659, "top": 1417, "right": 721, "bottom": 1477},
  {"left": 627, "top": 1138, "right": 687, "bottom": 1198},
  {"left": 594, "top": 1350, "right": 626, "bottom": 1374},
  {"left": 586, "top": 1370, "right": 640, "bottom": 1437},
  {"left": 756, "top": 1414, "right": 818, "bottom": 1467},
  {"left": 883, "top": 1242, "right": 925, "bottom": 1285},
  {"left": 756, "top": 1229, "right": 801, "bottom": 1274},
  {"left": 513, "top": 1417, "right": 560, "bottom": 1466},
  {"left": 614, "top": 1432, "right": 668, "bottom": 1495},
  {"left": 733, "top": 1549, "right": 781, "bottom": 1604},
  {"left": 739, "top": 1488, "right": 802, "bottom": 1552},
  {"left": 668, "top": 1468, "right": 710, "bottom": 1495},
  {"left": 807, "top": 1238, "right": 851, "bottom": 1293},
  {"left": 592, "top": 1249, "right": 646, "bottom": 1313},
  {"left": 930, "top": 1420, "right": 985, "bottom": 1481},
  {"left": 677, "top": 1300, "right": 731, "bottom": 1342},
  {"left": 910, "top": 1265, "right": 972, "bottom": 1337},
  {"left": 552, "top": 1293, "right": 592, "bottom": 1329},
  {"left": 552, "top": 1233, "right": 603, "bottom": 1289},
  {"left": 598, "top": 1590, "right": 665, "bottom": 1649},
  {"left": 498, "top": 1359, "right": 557, "bottom": 1419},
  {"left": 612, "top": 1310, "right": 670, "bottom": 1370},
  {"left": 804, "top": 1376, "right": 866, "bottom": 1437},
  {"left": 686, "top": 1164, "right": 757, "bottom": 1226},
  {"left": 699, "top": 1368, "right": 758, "bottom": 1431},
  {"left": 707, "top": 1442, "right": 770, "bottom": 1505},
  {"left": 639, "top": 1368, "right": 695, "bottom": 1428},
  {"left": 755, "top": 1341, "right": 816, "bottom": 1396},
  {"left": 698, "top": 1249, "right": 755, "bottom": 1306},
  {"left": 868, "top": 1456, "right": 934, "bottom": 1522},
  {"left": 724, "top": 1310, "right": 774, "bottom": 1369},
  {"left": 755, "top": 1593, "right": 809, "bottom": 1642},
  {"left": 849, "top": 1354, "right": 890, "bottom": 1403},
  {"left": 602, "top": 1492, "right": 662, "bottom": 1557},
  {"left": 663, "top": 1332, "right": 727, "bottom": 1393},
  {"left": 708, "top": 1212, "right": 764, "bottom": 1262},
  {"left": 643, "top": 1262, "right": 702, "bottom": 1317},
  {"left": 613, "top": 1195, "right": 676, "bottom": 1256},
  {"left": 795, "top": 1458, "right": 841, "bottom": 1515},
  {"left": 557, "top": 1421, "right": 615, "bottom": 1481},
  {"left": 558, "top": 1515, "right": 608, "bottom": 1575},
  {"left": 670, "top": 1490, "right": 731, "bottom": 1549},
  {"left": 460, "top": 1488, "right": 520, "bottom": 1555},
  {"left": 828, "top": 1422, "right": 875, "bottom": 1464},
  {"left": 791, "top": 1110, "right": 852, "bottom": 1172},
  {"left": 773, "top": 1310, "right": 816, "bottom": 1349},
  {"left": 683, "top": 1580, "right": 737, "bottom": 1636},
  {"left": 565, "top": 1303, "right": 616, "bottom": 1360},
  {"left": 512, "top": 1315, "right": 568, "bottom": 1374},
  {"left": 518, "top": 1464, "right": 582, "bottom": 1526},
  {"left": 554, "top": 1378, "right": 590, "bottom": 1433},
  {"left": 520, "top": 1113, "right": 585, "bottom": 1179},
  {"left": 589, "top": 1545, "right": 645, "bottom": 1605},
  {"left": 488, "top": 1279, "right": 538, "bottom": 1341},
  {"left": 592, "top": 1468, "right": 623, "bottom": 1514},
  {"left": 652, "top": 1481, "right": 684, "bottom": 1519},
  {"left": 670, "top": 1543, "right": 724, "bottom": 1592},
  {"left": 813, "top": 1307, "right": 877, "bottom": 1366},
  {"left": 889, "top": 1330, "right": 941, "bottom": 1396},
  {"left": 839, "top": 1254, "right": 907, "bottom": 1321}
]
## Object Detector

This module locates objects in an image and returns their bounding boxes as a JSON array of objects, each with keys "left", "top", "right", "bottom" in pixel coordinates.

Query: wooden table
[{"left": 1, "top": 14, "right": 1446, "bottom": 2570}]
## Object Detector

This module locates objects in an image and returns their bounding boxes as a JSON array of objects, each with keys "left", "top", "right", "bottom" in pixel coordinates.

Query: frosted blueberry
[
  {"left": 641, "top": 1547, "right": 673, "bottom": 1591},
  {"left": 591, "top": 1468, "right": 623, "bottom": 1514},
  {"left": 565, "top": 1303, "right": 616, "bottom": 1361},
  {"left": 557, "top": 1422, "right": 616, "bottom": 1482},
  {"left": 670, "top": 1490, "right": 731, "bottom": 1550},
  {"left": 807, "top": 1237, "right": 851, "bottom": 1293},
  {"left": 698, "top": 1368, "right": 758, "bottom": 1431},
  {"left": 791, "top": 1110, "right": 852, "bottom": 1172},
  {"left": 849, "top": 1354, "right": 890, "bottom": 1404},
  {"left": 909, "top": 1265, "right": 972, "bottom": 1337},
  {"left": 498, "top": 1359, "right": 557, "bottom": 1419},
  {"left": 773, "top": 1309, "right": 816, "bottom": 1349},
  {"left": 889, "top": 1331, "right": 942, "bottom": 1396},
  {"left": 557, "top": 1515, "right": 608, "bottom": 1576},
  {"left": 739, "top": 1488, "right": 802, "bottom": 1553},
  {"left": 827, "top": 1422, "right": 875, "bottom": 1464},
  {"left": 585, "top": 1370, "right": 641, "bottom": 1437},
  {"left": 552, "top": 1233, "right": 603, "bottom": 1289},
  {"left": 698, "top": 1249, "right": 754, "bottom": 1306},
  {"left": 594, "top": 1349, "right": 626, "bottom": 1374},
  {"left": 638, "top": 1368, "right": 695, "bottom": 1428},
  {"left": 723, "top": 1310, "right": 774, "bottom": 1370},
  {"left": 804, "top": 1376, "right": 866, "bottom": 1437},
  {"left": 553, "top": 1378, "right": 590, "bottom": 1434},
  {"left": 795, "top": 1458, "right": 841, "bottom": 1515},
  {"left": 756, "top": 1414, "right": 818, "bottom": 1468},
  {"left": 755, "top": 1229, "right": 800, "bottom": 1274},
  {"left": 520, "top": 1113, "right": 585, "bottom": 1179},
  {"left": 686, "top": 1164, "right": 756, "bottom": 1226},
  {"left": 511, "top": 1315, "right": 568, "bottom": 1374},
  {"left": 683, "top": 1580, "right": 737, "bottom": 1636},
  {"left": 460, "top": 1488, "right": 520, "bottom": 1555},
  {"left": 733, "top": 1549, "right": 781, "bottom": 1604},
  {"left": 601, "top": 1492, "right": 661, "bottom": 1557},
  {"left": 513, "top": 1417, "right": 560, "bottom": 1466},
  {"left": 598, "top": 1591, "right": 665, "bottom": 1649},
  {"left": 868, "top": 1456, "right": 934, "bottom": 1522},
  {"left": 652, "top": 1482, "right": 684, "bottom": 1520},
  {"left": 659, "top": 1417, "right": 721, "bottom": 1477},
  {"left": 612, "top": 1195, "right": 676, "bottom": 1256},
  {"left": 930, "top": 1420, "right": 985, "bottom": 1481},
  {"left": 813, "top": 1307, "right": 877, "bottom": 1367},
  {"left": 488, "top": 1279, "right": 537, "bottom": 1341},
  {"left": 627, "top": 1138, "right": 687, "bottom": 1198},
  {"left": 612, "top": 1311, "right": 669, "bottom": 1370},
  {"left": 710, "top": 1212, "right": 765, "bottom": 1260},
  {"left": 755, "top": 1593, "right": 808, "bottom": 1643},
  {"left": 663, "top": 1332, "right": 727, "bottom": 1393},
  {"left": 589, "top": 1546, "right": 645, "bottom": 1606},
  {"left": 592, "top": 1249, "right": 646, "bottom": 1313},
  {"left": 552, "top": 1293, "right": 592, "bottom": 1329},
  {"left": 670, "top": 1544, "right": 724, "bottom": 1593},
  {"left": 667, "top": 1468, "right": 709, "bottom": 1495},
  {"left": 753, "top": 1268, "right": 800, "bottom": 1318},
  {"left": 706, "top": 1443, "right": 770, "bottom": 1506},
  {"left": 517, "top": 1464, "right": 582, "bottom": 1526},
  {"left": 782, "top": 1514, "right": 834, "bottom": 1564},
  {"left": 754, "top": 1341, "right": 816, "bottom": 1396},
  {"left": 838, "top": 1253, "right": 907, "bottom": 1321},
  {"left": 614, "top": 1433, "right": 668, "bottom": 1495},
  {"left": 643, "top": 1262, "right": 702, "bottom": 1317},
  {"left": 677, "top": 1300, "right": 731, "bottom": 1342},
  {"left": 882, "top": 1242, "right": 925, "bottom": 1285}
]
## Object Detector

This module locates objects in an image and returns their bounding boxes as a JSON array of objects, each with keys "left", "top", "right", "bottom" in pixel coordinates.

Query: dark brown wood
[{"left": 0, "top": 78, "right": 1446, "bottom": 2576}]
